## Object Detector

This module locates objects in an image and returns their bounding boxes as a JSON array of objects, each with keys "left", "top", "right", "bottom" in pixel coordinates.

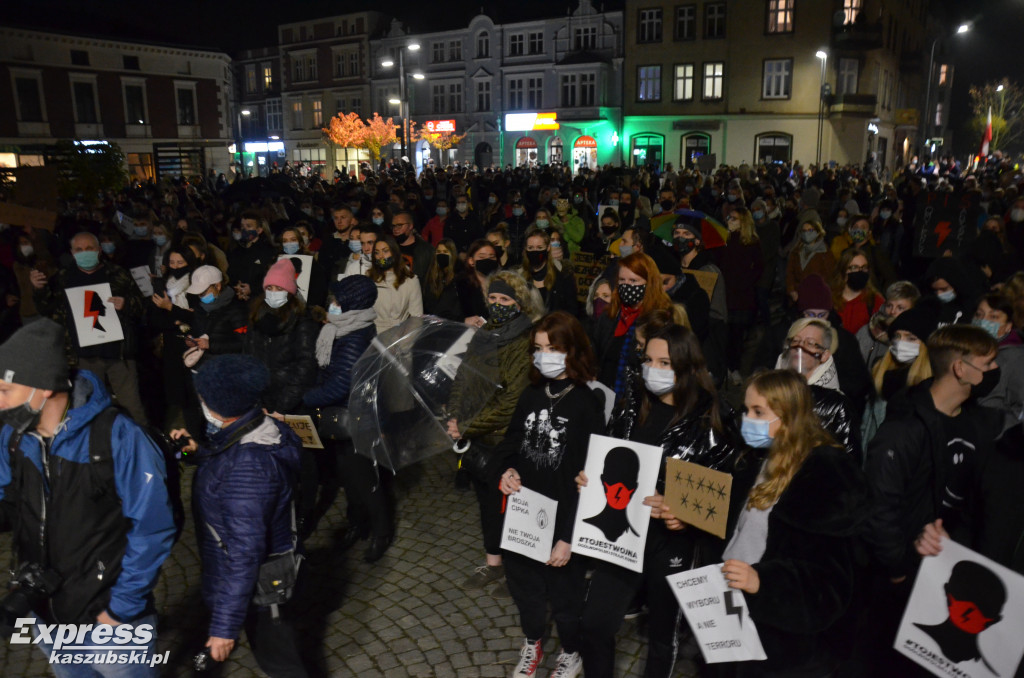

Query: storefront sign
[
  {"left": 516, "top": 137, "right": 538, "bottom": 149},
  {"left": 424, "top": 120, "right": 456, "bottom": 134},
  {"left": 505, "top": 112, "right": 560, "bottom": 131},
  {"left": 244, "top": 141, "right": 285, "bottom": 153},
  {"left": 574, "top": 136, "right": 597, "bottom": 148}
]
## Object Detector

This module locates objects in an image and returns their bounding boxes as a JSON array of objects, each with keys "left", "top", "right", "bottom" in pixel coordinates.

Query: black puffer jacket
[
  {"left": 810, "top": 385, "right": 862, "bottom": 461},
  {"left": 190, "top": 287, "right": 249, "bottom": 358},
  {"left": 243, "top": 305, "right": 319, "bottom": 414}
]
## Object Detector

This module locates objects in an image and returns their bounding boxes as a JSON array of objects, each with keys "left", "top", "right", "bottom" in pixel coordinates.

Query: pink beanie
[{"left": 263, "top": 258, "right": 298, "bottom": 294}]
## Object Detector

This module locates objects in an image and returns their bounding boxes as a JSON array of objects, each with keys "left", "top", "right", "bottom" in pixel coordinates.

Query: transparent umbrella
[{"left": 349, "top": 316, "right": 502, "bottom": 472}]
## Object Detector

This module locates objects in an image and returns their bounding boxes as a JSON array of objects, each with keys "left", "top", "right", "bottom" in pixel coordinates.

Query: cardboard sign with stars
[{"left": 663, "top": 458, "right": 732, "bottom": 539}]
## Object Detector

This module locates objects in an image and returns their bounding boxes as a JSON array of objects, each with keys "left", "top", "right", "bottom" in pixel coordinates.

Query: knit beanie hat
[
  {"left": 889, "top": 297, "right": 941, "bottom": 342},
  {"left": 193, "top": 354, "right": 270, "bottom": 417},
  {"left": 0, "top": 319, "right": 70, "bottom": 392},
  {"left": 674, "top": 215, "right": 703, "bottom": 240},
  {"left": 330, "top": 274, "right": 378, "bottom": 312},
  {"left": 796, "top": 274, "right": 833, "bottom": 312},
  {"left": 263, "top": 258, "right": 298, "bottom": 294},
  {"left": 488, "top": 277, "right": 522, "bottom": 307}
]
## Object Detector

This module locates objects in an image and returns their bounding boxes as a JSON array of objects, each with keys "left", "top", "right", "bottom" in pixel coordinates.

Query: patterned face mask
[{"left": 488, "top": 301, "right": 521, "bottom": 325}]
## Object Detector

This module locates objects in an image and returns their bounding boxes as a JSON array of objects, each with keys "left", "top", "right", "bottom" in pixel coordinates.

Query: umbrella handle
[{"left": 453, "top": 439, "right": 471, "bottom": 455}]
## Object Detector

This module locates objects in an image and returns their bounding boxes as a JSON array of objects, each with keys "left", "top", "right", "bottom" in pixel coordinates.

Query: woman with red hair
[{"left": 588, "top": 252, "right": 674, "bottom": 396}]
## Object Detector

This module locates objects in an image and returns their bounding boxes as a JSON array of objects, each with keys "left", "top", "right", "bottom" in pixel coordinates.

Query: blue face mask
[
  {"left": 348, "top": 239, "right": 363, "bottom": 253},
  {"left": 328, "top": 303, "right": 343, "bottom": 316},
  {"left": 75, "top": 250, "right": 101, "bottom": 269},
  {"left": 753, "top": 210, "right": 765, "bottom": 221},
  {"left": 740, "top": 415, "right": 778, "bottom": 449},
  {"left": 972, "top": 317, "right": 1005, "bottom": 340},
  {"left": 200, "top": 292, "right": 216, "bottom": 304},
  {"left": 282, "top": 242, "right": 301, "bottom": 255},
  {"left": 153, "top": 235, "right": 168, "bottom": 247}
]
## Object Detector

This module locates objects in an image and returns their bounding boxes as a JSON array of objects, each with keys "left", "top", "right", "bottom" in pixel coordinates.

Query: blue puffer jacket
[
  {"left": 193, "top": 410, "right": 302, "bottom": 639},
  {"left": 303, "top": 324, "right": 376, "bottom": 408}
]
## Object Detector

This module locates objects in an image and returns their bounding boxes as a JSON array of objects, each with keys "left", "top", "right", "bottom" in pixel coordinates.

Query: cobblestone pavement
[{"left": 0, "top": 453, "right": 699, "bottom": 677}]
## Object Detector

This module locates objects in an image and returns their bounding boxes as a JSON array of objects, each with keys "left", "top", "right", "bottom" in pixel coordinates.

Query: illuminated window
[
  {"left": 703, "top": 62, "right": 724, "bottom": 100},
  {"left": 638, "top": 65, "right": 661, "bottom": 102},
  {"left": 938, "top": 64, "right": 948, "bottom": 86},
  {"left": 674, "top": 64, "right": 695, "bottom": 101},
  {"left": 843, "top": 0, "right": 862, "bottom": 25},
  {"left": 767, "top": 0, "right": 794, "bottom": 34}
]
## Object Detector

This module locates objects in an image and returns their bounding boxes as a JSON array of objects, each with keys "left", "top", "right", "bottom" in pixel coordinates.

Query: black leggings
[
  {"left": 504, "top": 551, "right": 586, "bottom": 651},
  {"left": 471, "top": 471, "right": 505, "bottom": 556}
]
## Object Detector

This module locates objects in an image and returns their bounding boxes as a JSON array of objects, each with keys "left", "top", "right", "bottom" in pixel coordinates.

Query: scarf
[
  {"left": 315, "top": 307, "right": 377, "bottom": 367},
  {"left": 488, "top": 312, "right": 533, "bottom": 347},
  {"left": 775, "top": 352, "right": 842, "bottom": 391},
  {"left": 614, "top": 304, "right": 642, "bottom": 338},
  {"left": 165, "top": 273, "right": 191, "bottom": 310},
  {"left": 798, "top": 237, "right": 827, "bottom": 270}
]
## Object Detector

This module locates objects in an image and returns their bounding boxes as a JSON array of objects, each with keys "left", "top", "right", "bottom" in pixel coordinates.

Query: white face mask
[
  {"left": 642, "top": 364, "right": 675, "bottom": 396},
  {"left": 265, "top": 289, "right": 289, "bottom": 308},
  {"left": 532, "top": 351, "right": 567, "bottom": 379},
  {"left": 890, "top": 339, "right": 920, "bottom": 364},
  {"left": 1011, "top": 208, "right": 1024, "bottom": 223},
  {"left": 200, "top": 401, "right": 225, "bottom": 430}
]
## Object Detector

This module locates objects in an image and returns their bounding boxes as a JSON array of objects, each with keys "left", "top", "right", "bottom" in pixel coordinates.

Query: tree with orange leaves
[
  {"left": 414, "top": 128, "right": 467, "bottom": 154},
  {"left": 361, "top": 113, "right": 399, "bottom": 165},
  {"left": 323, "top": 111, "right": 367, "bottom": 174}
]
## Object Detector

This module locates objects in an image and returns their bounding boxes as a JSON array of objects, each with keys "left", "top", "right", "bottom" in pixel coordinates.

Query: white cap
[{"left": 186, "top": 265, "right": 224, "bottom": 295}]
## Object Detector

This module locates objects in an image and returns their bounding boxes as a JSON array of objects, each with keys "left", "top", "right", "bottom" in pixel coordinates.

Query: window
[
  {"left": 246, "top": 64, "right": 258, "bottom": 94},
  {"left": 350, "top": 96, "right": 361, "bottom": 113},
  {"left": 674, "top": 64, "right": 695, "bottom": 101},
  {"left": 527, "top": 77, "right": 542, "bottom": 108},
  {"left": 509, "top": 34, "right": 524, "bottom": 56},
  {"left": 703, "top": 62, "right": 724, "bottom": 99},
  {"left": 508, "top": 78, "right": 524, "bottom": 109},
  {"left": 575, "top": 26, "right": 597, "bottom": 50},
  {"left": 880, "top": 69, "right": 891, "bottom": 109},
  {"left": 561, "top": 74, "right": 578, "bottom": 107},
  {"left": 348, "top": 52, "right": 359, "bottom": 77},
  {"left": 312, "top": 99, "right": 323, "bottom": 127},
  {"left": 123, "top": 55, "right": 140, "bottom": 70},
  {"left": 335, "top": 97, "right": 345, "bottom": 115},
  {"left": 448, "top": 83, "right": 463, "bottom": 112},
  {"left": 291, "top": 100, "right": 303, "bottom": 129},
  {"left": 334, "top": 52, "right": 344, "bottom": 78},
  {"left": 293, "top": 56, "right": 306, "bottom": 82},
  {"left": 766, "top": 0, "right": 794, "bottom": 34},
  {"left": 580, "top": 73, "right": 596, "bottom": 106},
  {"left": 449, "top": 41, "right": 462, "bottom": 61},
  {"left": 838, "top": 58, "right": 858, "bottom": 95},
  {"left": 176, "top": 87, "right": 195, "bottom": 125},
  {"left": 477, "top": 32, "right": 489, "bottom": 58},
  {"left": 705, "top": 3, "right": 726, "bottom": 39},
  {"left": 70, "top": 49, "right": 89, "bottom": 66},
  {"left": 432, "top": 84, "right": 446, "bottom": 113},
  {"left": 124, "top": 84, "right": 146, "bottom": 124},
  {"left": 843, "top": 0, "right": 862, "bottom": 25},
  {"left": 307, "top": 54, "right": 318, "bottom": 80},
  {"left": 14, "top": 77, "right": 43, "bottom": 122},
  {"left": 762, "top": 59, "right": 792, "bottom": 99},
  {"left": 935, "top": 102, "right": 944, "bottom": 127},
  {"left": 638, "top": 8, "right": 663, "bottom": 43},
  {"left": 476, "top": 80, "right": 490, "bottom": 111},
  {"left": 263, "top": 63, "right": 273, "bottom": 90},
  {"left": 529, "top": 32, "right": 544, "bottom": 54},
  {"left": 73, "top": 81, "right": 98, "bottom": 123},
  {"left": 267, "top": 98, "right": 282, "bottom": 130},
  {"left": 637, "top": 65, "right": 661, "bottom": 102},
  {"left": 938, "top": 64, "right": 948, "bottom": 86},
  {"left": 675, "top": 5, "right": 696, "bottom": 40},
  {"left": 756, "top": 132, "right": 792, "bottom": 163},
  {"left": 432, "top": 42, "right": 445, "bottom": 63}
]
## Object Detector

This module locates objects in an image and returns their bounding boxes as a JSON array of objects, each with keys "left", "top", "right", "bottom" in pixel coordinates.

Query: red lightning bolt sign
[
  {"left": 935, "top": 221, "right": 952, "bottom": 249},
  {"left": 83, "top": 290, "right": 101, "bottom": 328}
]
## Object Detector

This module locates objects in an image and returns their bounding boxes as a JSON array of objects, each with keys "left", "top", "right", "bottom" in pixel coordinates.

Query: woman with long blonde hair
[{"left": 721, "top": 369, "right": 870, "bottom": 677}]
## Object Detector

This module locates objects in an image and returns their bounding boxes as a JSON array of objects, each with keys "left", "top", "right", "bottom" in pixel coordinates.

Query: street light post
[
  {"left": 382, "top": 42, "right": 420, "bottom": 167},
  {"left": 920, "top": 23, "right": 970, "bottom": 160},
  {"left": 237, "top": 108, "right": 250, "bottom": 177},
  {"left": 815, "top": 50, "right": 828, "bottom": 167}
]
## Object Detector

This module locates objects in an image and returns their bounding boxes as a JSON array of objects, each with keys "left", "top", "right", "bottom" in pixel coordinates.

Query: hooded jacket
[
  {"left": 193, "top": 411, "right": 302, "bottom": 639},
  {"left": 924, "top": 257, "right": 983, "bottom": 327},
  {"left": 0, "top": 370, "right": 175, "bottom": 623}
]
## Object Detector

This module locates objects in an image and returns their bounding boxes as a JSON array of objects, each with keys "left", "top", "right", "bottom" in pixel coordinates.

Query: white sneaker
[
  {"left": 551, "top": 650, "right": 582, "bottom": 678},
  {"left": 513, "top": 639, "right": 544, "bottom": 678}
]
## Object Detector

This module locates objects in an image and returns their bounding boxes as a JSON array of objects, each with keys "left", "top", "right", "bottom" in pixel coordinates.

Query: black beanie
[
  {"left": 889, "top": 297, "right": 941, "bottom": 342},
  {"left": 193, "top": 354, "right": 270, "bottom": 418},
  {"left": 0, "top": 319, "right": 70, "bottom": 391}
]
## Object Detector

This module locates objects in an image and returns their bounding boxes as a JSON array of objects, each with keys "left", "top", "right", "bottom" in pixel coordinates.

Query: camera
[
  {"left": 193, "top": 648, "right": 212, "bottom": 671},
  {"left": 0, "top": 563, "right": 62, "bottom": 629},
  {"left": 156, "top": 431, "right": 194, "bottom": 459}
]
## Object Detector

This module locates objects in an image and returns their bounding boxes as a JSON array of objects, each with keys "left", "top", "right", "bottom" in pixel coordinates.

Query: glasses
[{"left": 787, "top": 339, "right": 825, "bottom": 356}]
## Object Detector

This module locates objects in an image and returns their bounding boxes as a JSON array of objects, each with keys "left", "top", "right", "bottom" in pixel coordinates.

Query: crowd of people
[{"left": 0, "top": 152, "right": 1023, "bottom": 678}]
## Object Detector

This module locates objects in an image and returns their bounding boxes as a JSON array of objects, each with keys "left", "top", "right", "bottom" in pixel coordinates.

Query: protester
[
  {"left": 786, "top": 217, "right": 836, "bottom": 302},
  {"left": 368, "top": 234, "right": 423, "bottom": 333},
  {"left": 520, "top": 226, "right": 578, "bottom": 316},
  {"left": 830, "top": 248, "right": 883, "bottom": 335},
  {"left": 856, "top": 280, "right": 920, "bottom": 371}
]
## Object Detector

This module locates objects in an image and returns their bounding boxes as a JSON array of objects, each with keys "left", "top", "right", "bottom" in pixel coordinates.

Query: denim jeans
[{"left": 33, "top": 612, "right": 162, "bottom": 678}]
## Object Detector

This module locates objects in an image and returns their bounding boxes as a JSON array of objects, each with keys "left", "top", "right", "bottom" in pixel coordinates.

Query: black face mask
[
  {"left": 674, "top": 237, "right": 697, "bottom": 254},
  {"left": 526, "top": 250, "right": 548, "bottom": 268},
  {"left": 846, "top": 271, "right": 870, "bottom": 292},
  {"left": 618, "top": 282, "right": 646, "bottom": 308},
  {"left": 474, "top": 258, "right": 500, "bottom": 276},
  {"left": 492, "top": 245, "right": 504, "bottom": 260},
  {"left": 0, "top": 389, "right": 47, "bottom": 435},
  {"left": 972, "top": 366, "right": 1001, "bottom": 399},
  {"left": 435, "top": 253, "right": 451, "bottom": 269}
]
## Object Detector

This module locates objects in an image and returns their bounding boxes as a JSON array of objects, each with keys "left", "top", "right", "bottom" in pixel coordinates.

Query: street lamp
[
  {"left": 380, "top": 42, "right": 423, "bottom": 161},
  {"left": 815, "top": 50, "right": 828, "bottom": 167},
  {"left": 236, "top": 108, "right": 251, "bottom": 176},
  {"left": 921, "top": 23, "right": 971, "bottom": 159}
]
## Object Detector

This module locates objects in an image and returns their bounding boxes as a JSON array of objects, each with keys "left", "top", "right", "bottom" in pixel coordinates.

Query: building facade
[
  {"left": 371, "top": 0, "right": 624, "bottom": 173},
  {"left": 622, "top": 0, "right": 933, "bottom": 173},
  {"left": 0, "top": 26, "right": 233, "bottom": 181}
]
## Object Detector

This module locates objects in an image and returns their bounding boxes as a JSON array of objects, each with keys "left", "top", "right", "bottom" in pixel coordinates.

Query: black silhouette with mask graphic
[
  {"left": 583, "top": 446, "right": 641, "bottom": 542},
  {"left": 914, "top": 560, "right": 1006, "bottom": 674}
]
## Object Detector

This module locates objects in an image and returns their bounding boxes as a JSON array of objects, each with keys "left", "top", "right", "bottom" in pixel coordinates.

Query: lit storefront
[
  {"left": 502, "top": 111, "right": 621, "bottom": 171},
  {"left": 572, "top": 135, "right": 598, "bottom": 172}
]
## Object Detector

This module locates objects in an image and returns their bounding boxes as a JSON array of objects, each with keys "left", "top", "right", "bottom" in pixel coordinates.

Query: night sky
[{"left": 2, "top": 0, "right": 1021, "bottom": 155}]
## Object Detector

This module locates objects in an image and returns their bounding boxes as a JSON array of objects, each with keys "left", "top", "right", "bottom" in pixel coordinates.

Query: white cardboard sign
[
  {"left": 278, "top": 254, "right": 313, "bottom": 303},
  {"left": 500, "top": 485, "right": 557, "bottom": 564},
  {"left": 129, "top": 266, "right": 154, "bottom": 297},
  {"left": 283, "top": 414, "right": 324, "bottom": 450},
  {"left": 65, "top": 283, "right": 124, "bottom": 347},
  {"left": 895, "top": 538, "right": 1024, "bottom": 678},
  {"left": 570, "top": 434, "right": 661, "bottom": 573},
  {"left": 667, "top": 564, "right": 767, "bottom": 664}
]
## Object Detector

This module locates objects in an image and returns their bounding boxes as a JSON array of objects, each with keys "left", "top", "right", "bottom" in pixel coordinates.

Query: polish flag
[{"left": 979, "top": 106, "right": 992, "bottom": 157}]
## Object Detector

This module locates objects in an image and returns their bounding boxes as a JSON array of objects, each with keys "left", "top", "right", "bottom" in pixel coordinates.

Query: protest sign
[
  {"left": 129, "top": 266, "right": 154, "bottom": 297},
  {"left": 913, "top": 191, "right": 981, "bottom": 258},
  {"left": 682, "top": 268, "right": 719, "bottom": 304},
  {"left": 697, "top": 154, "right": 717, "bottom": 174},
  {"left": 663, "top": 458, "right": 732, "bottom": 539},
  {"left": 667, "top": 564, "right": 767, "bottom": 664},
  {"left": 12, "top": 166, "right": 59, "bottom": 210},
  {"left": 569, "top": 250, "right": 610, "bottom": 304},
  {"left": 500, "top": 485, "right": 557, "bottom": 564},
  {"left": 284, "top": 414, "right": 324, "bottom": 450},
  {"left": 895, "top": 538, "right": 1024, "bottom": 678},
  {"left": 115, "top": 211, "right": 136, "bottom": 237},
  {"left": 65, "top": 283, "right": 123, "bottom": 347},
  {"left": 571, "top": 434, "right": 661, "bottom": 573},
  {"left": 0, "top": 203, "right": 57, "bottom": 232},
  {"left": 279, "top": 254, "right": 313, "bottom": 303}
]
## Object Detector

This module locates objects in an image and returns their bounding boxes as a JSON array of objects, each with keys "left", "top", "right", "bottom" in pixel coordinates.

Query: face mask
[
  {"left": 890, "top": 339, "right": 920, "bottom": 364},
  {"left": 0, "top": 388, "right": 48, "bottom": 435},
  {"left": 836, "top": 217, "right": 849, "bottom": 228},
  {"left": 800, "top": 231, "right": 818, "bottom": 244},
  {"left": 348, "top": 203, "right": 361, "bottom": 213},
  {"left": 740, "top": 415, "right": 777, "bottom": 449},
  {"left": 200, "top": 292, "right": 216, "bottom": 304},
  {"left": 282, "top": 242, "right": 300, "bottom": 255},
  {"left": 19, "top": 244, "right": 34, "bottom": 258},
  {"left": 642, "top": 364, "right": 675, "bottom": 396},
  {"left": 727, "top": 194, "right": 739, "bottom": 203},
  {"left": 618, "top": 282, "right": 646, "bottom": 307},
  {"left": 618, "top": 244, "right": 634, "bottom": 258},
  {"left": 535, "top": 218, "right": 549, "bottom": 229},
  {"left": 964, "top": 362, "right": 1001, "bottom": 399},
  {"left": 434, "top": 252, "right": 451, "bottom": 269},
  {"left": 684, "top": 185, "right": 695, "bottom": 194},
  {"left": 153, "top": 235, "right": 168, "bottom": 247},
  {"left": 711, "top": 189, "right": 721, "bottom": 198},
  {"left": 488, "top": 196, "right": 497, "bottom": 205},
  {"left": 349, "top": 239, "right": 363, "bottom": 253},
  {"left": 527, "top": 250, "right": 547, "bottom": 268},
  {"left": 674, "top": 237, "right": 697, "bottom": 254},
  {"left": 488, "top": 301, "right": 520, "bottom": 325},
  {"left": 752, "top": 210, "right": 765, "bottom": 221},
  {"left": 492, "top": 245, "right": 504, "bottom": 259},
  {"left": 134, "top": 226, "right": 149, "bottom": 237},
  {"left": 849, "top": 229, "right": 867, "bottom": 243},
  {"left": 846, "top": 271, "right": 869, "bottom": 291},
  {"left": 512, "top": 207, "right": 525, "bottom": 217},
  {"left": 372, "top": 216, "right": 385, "bottom": 226},
  {"left": 574, "top": 196, "right": 583, "bottom": 205},
  {"left": 879, "top": 210, "right": 893, "bottom": 220},
  {"left": 592, "top": 298, "right": 609, "bottom": 318},
  {"left": 603, "top": 481, "right": 636, "bottom": 510},
  {"left": 474, "top": 258, "right": 499, "bottom": 276},
  {"left": 1011, "top": 209, "right": 1024, "bottom": 223},
  {"left": 601, "top": 224, "right": 617, "bottom": 236},
  {"left": 243, "top": 229, "right": 260, "bottom": 243},
  {"left": 937, "top": 290, "right": 956, "bottom": 303},
  {"left": 100, "top": 242, "right": 116, "bottom": 255},
  {"left": 436, "top": 207, "right": 448, "bottom": 216},
  {"left": 75, "top": 250, "right": 101, "bottom": 269},
  {"left": 972, "top": 317, "right": 1006, "bottom": 340},
  {"left": 533, "top": 351, "right": 567, "bottom": 379},
  {"left": 328, "top": 303, "right": 343, "bottom": 316},
  {"left": 607, "top": 199, "right": 619, "bottom": 206},
  {"left": 200, "top": 401, "right": 225, "bottom": 431},
  {"left": 376, "top": 256, "right": 394, "bottom": 270},
  {"left": 232, "top": 231, "right": 243, "bottom": 241},
  {"left": 456, "top": 203, "right": 469, "bottom": 213},
  {"left": 265, "top": 289, "right": 289, "bottom": 308},
  {"left": 424, "top": 192, "right": 433, "bottom": 199}
]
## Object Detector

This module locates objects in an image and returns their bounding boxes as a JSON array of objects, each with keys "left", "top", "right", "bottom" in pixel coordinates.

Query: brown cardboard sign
[
  {"left": 0, "top": 203, "right": 57, "bottom": 232},
  {"left": 663, "top": 458, "right": 732, "bottom": 539},
  {"left": 681, "top": 268, "right": 719, "bottom": 304},
  {"left": 284, "top": 414, "right": 324, "bottom": 449}
]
